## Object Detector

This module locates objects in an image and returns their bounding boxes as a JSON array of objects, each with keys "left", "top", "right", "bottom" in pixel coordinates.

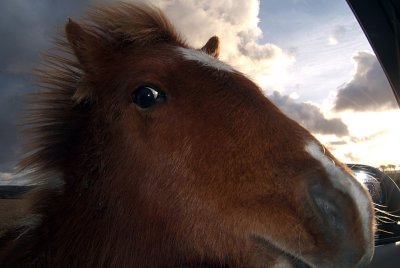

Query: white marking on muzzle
[
  {"left": 305, "top": 141, "right": 372, "bottom": 244},
  {"left": 176, "top": 47, "right": 235, "bottom": 73}
]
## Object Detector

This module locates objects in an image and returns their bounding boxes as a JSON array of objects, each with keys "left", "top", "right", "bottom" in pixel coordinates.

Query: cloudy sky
[{"left": 0, "top": 0, "right": 399, "bottom": 184}]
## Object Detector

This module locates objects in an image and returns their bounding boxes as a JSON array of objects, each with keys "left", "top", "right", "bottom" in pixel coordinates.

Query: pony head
[{"left": 5, "top": 3, "right": 374, "bottom": 268}]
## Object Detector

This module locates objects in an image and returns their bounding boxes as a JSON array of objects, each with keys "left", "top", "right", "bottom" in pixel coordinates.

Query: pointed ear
[
  {"left": 201, "top": 36, "right": 220, "bottom": 58},
  {"left": 65, "top": 19, "right": 100, "bottom": 70}
]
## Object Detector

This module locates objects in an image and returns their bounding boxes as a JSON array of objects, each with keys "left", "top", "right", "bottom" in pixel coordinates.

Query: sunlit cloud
[
  {"left": 0, "top": 171, "right": 31, "bottom": 185},
  {"left": 328, "top": 36, "right": 338, "bottom": 45},
  {"left": 334, "top": 51, "right": 397, "bottom": 111},
  {"left": 289, "top": 92, "right": 300, "bottom": 100},
  {"left": 321, "top": 110, "right": 400, "bottom": 166},
  {"left": 150, "top": 0, "right": 295, "bottom": 91},
  {"left": 344, "top": 152, "right": 361, "bottom": 163},
  {"left": 269, "top": 91, "right": 349, "bottom": 136}
]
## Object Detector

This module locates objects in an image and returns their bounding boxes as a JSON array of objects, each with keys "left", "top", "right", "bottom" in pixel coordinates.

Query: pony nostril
[{"left": 308, "top": 184, "right": 345, "bottom": 233}]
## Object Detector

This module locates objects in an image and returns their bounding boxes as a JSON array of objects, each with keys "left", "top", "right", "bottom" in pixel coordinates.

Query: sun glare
[{"left": 327, "top": 110, "right": 400, "bottom": 166}]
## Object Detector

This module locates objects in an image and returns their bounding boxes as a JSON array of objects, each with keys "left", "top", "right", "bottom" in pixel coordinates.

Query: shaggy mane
[
  {"left": 19, "top": 2, "right": 185, "bottom": 185},
  {"left": 88, "top": 2, "right": 185, "bottom": 46}
]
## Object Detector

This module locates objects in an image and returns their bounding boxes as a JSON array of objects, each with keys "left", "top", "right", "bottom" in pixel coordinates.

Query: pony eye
[{"left": 132, "top": 86, "right": 166, "bottom": 109}]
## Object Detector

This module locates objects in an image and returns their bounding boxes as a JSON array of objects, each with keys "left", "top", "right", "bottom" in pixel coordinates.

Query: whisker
[
  {"left": 376, "top": 216, "right": 398, "bottom": 224},
  {"left": 372, "top": 203, "right": 387, "bottom": 208},
  {"left": 376, "top": 229, "right": 394, "bottom": 235},
  {"left": 374, "top": 207, "right": 400, "bottom": 217}
]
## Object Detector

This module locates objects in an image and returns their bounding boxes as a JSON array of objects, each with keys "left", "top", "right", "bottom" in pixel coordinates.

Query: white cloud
[
  {"left": 269, "top": 91, "right": 349, "bottom": 136},
  {"left": 149, "top": 0, "right": 294, "bottom": 91},
  {"left": 0, "top": 172, "right": 13, "bottom": 180},
  {"left": 0, "top": 171, "right": 31, "bottom": 185},
  {"left": 289, "top": 92, "right": 300, "bottom": 100},
  {"left": 328, "top": 36, "right": 338, "bottom": 45},
  {"left": 328, "top": 25, "right": 346, "bottom": 45},
  {"left": 334, "top": 51, "right": 397, "bottom": 111},
  {"left": 317, "top": 110, "right": 400, "bottom": 167}
]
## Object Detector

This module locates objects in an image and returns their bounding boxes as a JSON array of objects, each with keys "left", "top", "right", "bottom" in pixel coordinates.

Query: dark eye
[{"left": 132, "top": 86, "right": 166, "bottom": 109}]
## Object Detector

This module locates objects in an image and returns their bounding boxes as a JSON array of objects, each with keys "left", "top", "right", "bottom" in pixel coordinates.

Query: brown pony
[{"left": 0, "top": 2, "right": 375, "bottom": 267}]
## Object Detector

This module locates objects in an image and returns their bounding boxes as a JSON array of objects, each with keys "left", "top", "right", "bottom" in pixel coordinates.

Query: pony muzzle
[{"left": 304, "top": 181, "right": 375, "bottom": 267}]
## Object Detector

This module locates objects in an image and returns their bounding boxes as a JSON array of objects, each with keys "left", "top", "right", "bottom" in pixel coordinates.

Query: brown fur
[{"left": 0, "top": 2, "right": 374, "bottom": 268}]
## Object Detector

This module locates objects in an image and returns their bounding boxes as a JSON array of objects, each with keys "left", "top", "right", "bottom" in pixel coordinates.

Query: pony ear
[
  {"left": 65, "top": 19, "right": 100, "bottom": 70},
  {"left": 201, "top": 36, "right": 220, "bottom": 58}
]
